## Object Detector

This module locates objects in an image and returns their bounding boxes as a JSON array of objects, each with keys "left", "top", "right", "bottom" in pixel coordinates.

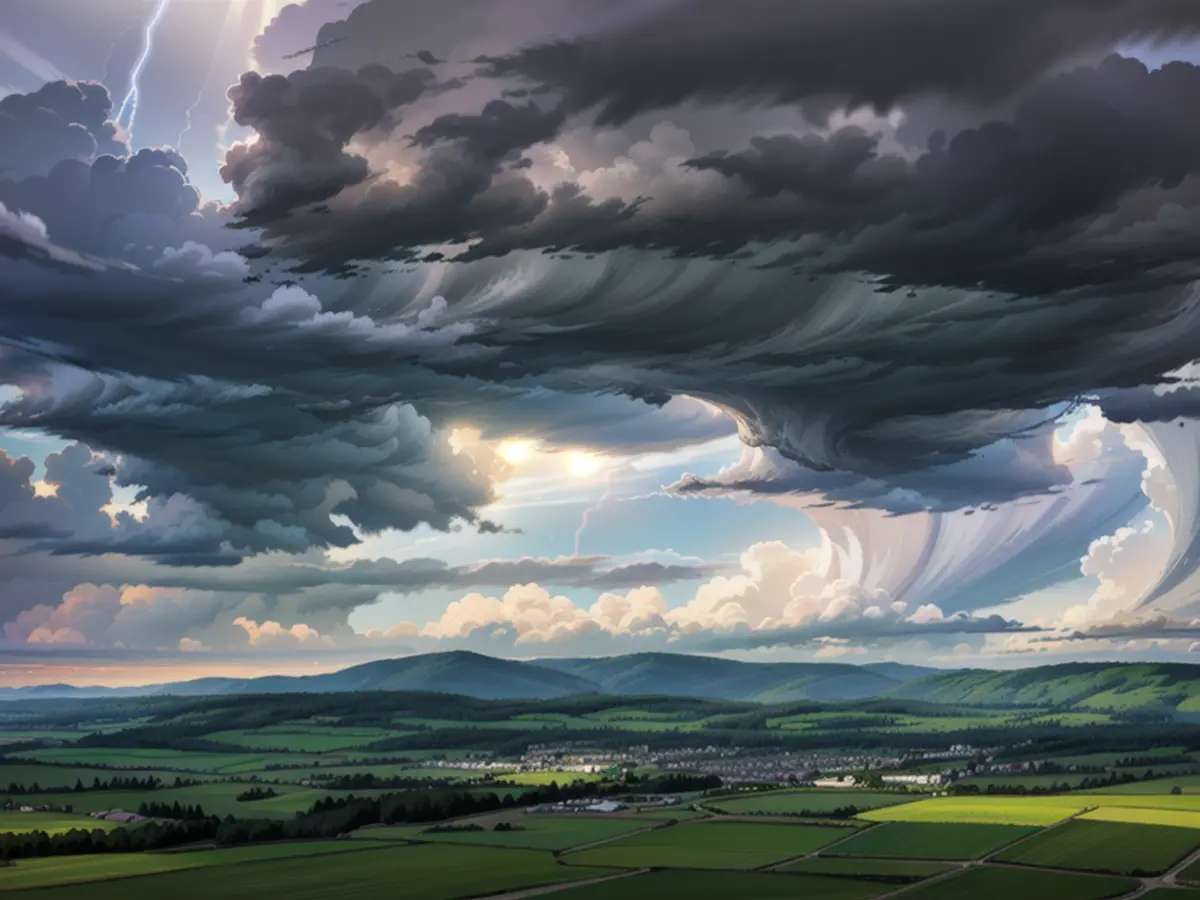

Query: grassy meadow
[
  {"left": 993, "top": 819, "right": 1200, "bottom": 876},
  {"left": 0, "top": 844, "right": 611, "bottom": 900},
  {"left": 826, "top": 821, "right": 1036, "bottom": 859},
  {"left": 563, "top": 820, "right": 853, "bottom": 869}
]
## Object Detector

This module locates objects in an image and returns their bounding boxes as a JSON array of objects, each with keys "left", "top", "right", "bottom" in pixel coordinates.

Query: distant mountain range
[
  {"left": 0, "top": 651, "right": 938, "bottom": 703},
  {"left": 4, "top": 652, "right": 1199, "bottom": 714}
]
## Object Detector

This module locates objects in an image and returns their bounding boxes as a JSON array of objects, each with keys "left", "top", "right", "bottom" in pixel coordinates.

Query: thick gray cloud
[
  {"left": 0, "top": 140, "right": 227, "bottom": 267},
  {"left": 229, "top": 53, "right": 1200, "bottom": 305},
  {"left": 478, "top": 0, "right": 1200, "bottom": 125},
  {"left": 222, "top": 64, "right": 437, "bottom": 227},
  {"left": 0, "top": 81, "right": 126, "bottom": 180},
  {"left": 6, "top": 4, "right": 1200, "bottom": 664},
  {"left": 254, "top": 1, "right": 368, "bottom": 73}
]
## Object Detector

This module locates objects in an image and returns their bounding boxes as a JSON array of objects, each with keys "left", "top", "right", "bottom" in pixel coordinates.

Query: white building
[{"left": 881, "top": 773, "right": 946, "bottom": 786}]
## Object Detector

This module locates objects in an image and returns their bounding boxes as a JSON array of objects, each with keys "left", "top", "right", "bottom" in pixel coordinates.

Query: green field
[
  {"left": 783, "top": 857, "right": 956, "bottom": 880},
  {"left": 0, "top": 811, "right": 122, "bottom": 835},
  {"left": 563, "top": 820, "right": 851, "bottom": 870},
  {"left": 859, "top": 796, "right": 1086, "bottom": 826},
  {"left": 501, "top": 771, "right": 603, "bottom": 786},
  {"left": 358, "top": 813, "right": 654, "bottom": 851},
  {"left": 3, "top": 843, "right": 611, "bottom": 899},
  {"left": 709, "top": 789, "right": 916, "bottom": 816},
  {"left": 899, "top": 867, "right": 1138, "bottom": 900},
  {"left": 826, "top": 822, "right": 1036, "bottom": 860},
  {"left": 1080, "top": 805, "right": 1200, "bottom": 829},
  {"left": 1089, "top": 775, "right": 1200, "bottom": 794},
  {"left": 0, "top": 841, "right": 375, "bottom": 891},
  {"left": 994, "top": 819, "right": 1200, "bottom": 876},
  {"left": 539, "top": 869, "right": 891, "bottom": 899},
  {"left": 1076, "top": 794, "right": 1200, "bottom": 812},
  {"left": 204, "top": 728, "right": 409, "bottom": 753},
  {"left": 1175, "top": 853, "right": 1200, "bottom": 885}
]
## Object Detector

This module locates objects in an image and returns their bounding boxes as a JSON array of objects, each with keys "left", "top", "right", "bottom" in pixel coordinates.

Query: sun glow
[
  {"left": 568, "top": 452, "right": 603, "bottom": 478},
  {"left": 498, "top": 440, "right": 538, "bottom": 465}
]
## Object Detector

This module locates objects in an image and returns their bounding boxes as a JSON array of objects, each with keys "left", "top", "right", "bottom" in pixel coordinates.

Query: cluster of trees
[
  {"left": 136, "top": 801, "right": 210, "bottom": 820},
  {"left": 5, "top": 775, "right": 196, "bottom": 796},
  {"left": 1, "top": 818, "right": 220, "bottom": 860},
  {"left": 235, "top": 787, "right": 278, "bottom": 802},
  {"left": 949, "top": 770, "right": 1143, "bottom": 795},
  {"left": 1114, "top": 754, "right": 1193, "bottom": 768},
  {"left": 314, "top": 773, "right": 453, "bottom": 791},
  {"left": 1028, "top": 761, "right": 1105, "bottom": 775}
]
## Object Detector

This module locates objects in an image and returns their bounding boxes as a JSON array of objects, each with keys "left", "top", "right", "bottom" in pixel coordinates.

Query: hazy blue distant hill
[
  {"left": 860, "top": 662, "right": 943, "bottom": 683},
  {"left": 531, "top": 653, "right": 901, "bottom": 702}
]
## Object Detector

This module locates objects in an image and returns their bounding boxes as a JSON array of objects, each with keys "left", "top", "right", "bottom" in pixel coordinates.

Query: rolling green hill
[
  {"left": 531, "top": 653, "right": 900, "bottom": 702},
  {"left": 199, "top": 652, "right": 602, "bottom": 701},
  {"left": 7, "top": 654, "right": 1200, "bottom": 715},
  {"left": 889, "top": 663, "right": 1200, "bottom": 716}
]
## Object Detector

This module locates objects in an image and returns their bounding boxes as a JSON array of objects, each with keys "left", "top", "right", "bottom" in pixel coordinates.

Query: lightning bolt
[
  {"left": 573, "top": 469, "right": 615, "bottom": 556},
  {"left": 176, "top": 50, "right": 218, "bottom": 151},
  {"left": 114, "top": 0, "right": 172, "bottom": 146}
]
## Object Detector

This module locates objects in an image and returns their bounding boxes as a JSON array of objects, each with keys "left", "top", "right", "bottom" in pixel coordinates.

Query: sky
[{"left": 6, "top": 0, "right": 1200, "bottom": 686}]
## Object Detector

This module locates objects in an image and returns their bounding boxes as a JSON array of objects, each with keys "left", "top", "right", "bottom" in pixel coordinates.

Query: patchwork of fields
[{"left": 5, "top": 698, "right": 1200, "bottom": 899}]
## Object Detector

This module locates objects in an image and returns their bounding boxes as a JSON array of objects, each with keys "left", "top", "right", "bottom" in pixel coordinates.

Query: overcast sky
[{"left": 5, "top": 0, "right": 1200, "bottom": 686}]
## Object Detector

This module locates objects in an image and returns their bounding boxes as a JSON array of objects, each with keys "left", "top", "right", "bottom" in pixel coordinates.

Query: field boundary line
[
  {"left": 982, "top": 860, "right": 1151, "bottom": 882},
  {"left": 980, "top": 814, "right": 1074, "bottom": 862},
  {"left": 476, "top": 867, "right": 651, "bottom": 900},
  {"left": 760, "top": 822, "right": 878, "bottom": 871},
  {"left": 557, "top": 823, "right": 664, "bottom": 854},
  {"left": 872, "top": 863, "right": 970, "bottom": 899}
]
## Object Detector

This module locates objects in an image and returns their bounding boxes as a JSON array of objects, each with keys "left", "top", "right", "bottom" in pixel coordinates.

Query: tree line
[
  {"left": 1, "top": 773, "right": 720, "bottom": 861},
  {"left": 5, "top": 775, "right": 197, "bottom": 795}
]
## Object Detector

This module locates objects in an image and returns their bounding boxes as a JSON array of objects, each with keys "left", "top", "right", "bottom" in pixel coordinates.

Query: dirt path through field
[{"left": 1162, "top": 844, "right": 1200, "bottom": 886}]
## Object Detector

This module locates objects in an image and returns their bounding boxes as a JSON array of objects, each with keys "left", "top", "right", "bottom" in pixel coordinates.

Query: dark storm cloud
[
  {"left": 478, "top": 0, "right": 1200, "bottom": 126},
  {"left": 473, "top": 55, "right": 1200, "bottom": 297},
  {"left": 5, "top": 7, "right": 1200, "bottom": 637},
  {"left": 0, "top": 81, "right": 126, "bottom": 180},
  {"left": 2, "top": 378, "right": 497, "bottom": 563},
  {"left": 0, "top": 443, "right": 113, "bottom": 548},
  {"left": 222, "top": 65, "right": 436, "bottom": 227},
  {"left": 231, "top": 54, "right": 1200, "bottom": 302},
  {"left": 0, "top": 144, "right": 227, "bottom": 267},
  {"left": 238, "top": 98, "right": 569, "bottom": 273}
]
